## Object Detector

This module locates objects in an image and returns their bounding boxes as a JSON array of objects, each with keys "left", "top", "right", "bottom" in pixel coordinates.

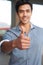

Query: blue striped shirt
[{"left": 3, "top": 24, "right": 43, "bottom": 65}]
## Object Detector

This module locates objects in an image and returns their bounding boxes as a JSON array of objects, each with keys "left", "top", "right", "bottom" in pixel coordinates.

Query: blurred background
[{"left": 0, "top": 0, "right": 43, "bottom": 65}]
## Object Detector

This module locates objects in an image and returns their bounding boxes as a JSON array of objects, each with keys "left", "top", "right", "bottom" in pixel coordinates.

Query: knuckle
[{"left": 20, "top": 39, "right": 23, "bottom": 43}]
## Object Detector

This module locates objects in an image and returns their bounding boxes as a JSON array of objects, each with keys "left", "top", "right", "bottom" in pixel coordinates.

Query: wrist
[{"left": 11, "top": 39, "right": 17, "bottom": 48}]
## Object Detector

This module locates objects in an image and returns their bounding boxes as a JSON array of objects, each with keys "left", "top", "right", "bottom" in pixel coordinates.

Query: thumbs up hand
[{"left": 13, "top": 26, "right": 30, "bottom": 50}]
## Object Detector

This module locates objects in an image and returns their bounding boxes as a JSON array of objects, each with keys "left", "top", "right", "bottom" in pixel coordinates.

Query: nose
[{"left": 23, "top": 11, "right": 27, "bottom": 16}]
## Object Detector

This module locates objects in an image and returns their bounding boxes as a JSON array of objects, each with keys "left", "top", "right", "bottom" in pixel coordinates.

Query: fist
[{"left": 15, "top": 26, "right": 30, "bottom": 50}]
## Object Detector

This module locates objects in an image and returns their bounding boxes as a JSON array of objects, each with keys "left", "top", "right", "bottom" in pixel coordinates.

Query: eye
[
  {"left": 19, "top": 10, "right": 24, "bottom": 13},
  {"left": 26, "top": 10, "right": 30, "bottom": 13}
]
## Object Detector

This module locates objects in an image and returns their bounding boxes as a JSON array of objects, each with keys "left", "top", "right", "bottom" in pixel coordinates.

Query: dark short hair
[{"left": 15, "top": 0, "right": 33, "bottom": 13}]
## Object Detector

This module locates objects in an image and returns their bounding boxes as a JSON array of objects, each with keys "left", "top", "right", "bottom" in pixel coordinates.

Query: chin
[{"left": 22, "top": 21, "right": 29, "bottom": 24}]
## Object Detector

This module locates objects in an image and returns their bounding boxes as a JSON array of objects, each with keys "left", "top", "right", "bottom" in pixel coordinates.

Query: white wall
[
  {"left": 0, "top": 1, "right": 11, "bottom": 28},
  {"left": 31, "top": 4, "right": 43, "bottom": 28}
]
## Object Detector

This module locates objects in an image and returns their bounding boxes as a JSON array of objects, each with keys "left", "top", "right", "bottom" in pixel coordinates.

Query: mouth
[{"left": 23, "top": 17, "right": 28, "bottom": 20}]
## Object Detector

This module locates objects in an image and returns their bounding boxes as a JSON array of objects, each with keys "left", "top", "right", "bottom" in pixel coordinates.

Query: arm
[
  {"left": 1, "top": 39, "right": 16, "bottom": 53},
  {"left": 1, "top": 34, "right": 30, "bottom": 53},
  {"left": 1, "top": 28, "right": 30, "bottom": 53}
]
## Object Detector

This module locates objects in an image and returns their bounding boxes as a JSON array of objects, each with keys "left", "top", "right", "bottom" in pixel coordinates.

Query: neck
[{"left": 19, "top": 22, "right": 31, "bottom": 34}]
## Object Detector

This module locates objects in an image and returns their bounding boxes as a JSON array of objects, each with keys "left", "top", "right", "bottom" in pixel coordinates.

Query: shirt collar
[
  {"left": 31, "top": 23, "right": 35, "bottom": 30},
  {"left": 16, "top": 23, "right": 35, "bottom": 31}
]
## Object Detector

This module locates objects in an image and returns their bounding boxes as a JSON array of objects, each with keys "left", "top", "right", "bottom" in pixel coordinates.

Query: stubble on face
[{"left": 17, "top": 4, "right": 32, "bottom": 25}]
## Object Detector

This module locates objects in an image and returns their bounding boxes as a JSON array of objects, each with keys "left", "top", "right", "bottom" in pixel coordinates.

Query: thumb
[{"left": 20, "top": 26, "right": 25, "bottom": 34}]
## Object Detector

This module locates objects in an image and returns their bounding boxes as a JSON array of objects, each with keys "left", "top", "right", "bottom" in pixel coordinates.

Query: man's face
[{"left": 17, "top": 4, "right": 32, "bottom": 24}]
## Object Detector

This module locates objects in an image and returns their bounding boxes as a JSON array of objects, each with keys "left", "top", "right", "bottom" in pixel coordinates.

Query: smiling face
[{"left": 17, "top": 4, "right": 32, "bottom": 24}]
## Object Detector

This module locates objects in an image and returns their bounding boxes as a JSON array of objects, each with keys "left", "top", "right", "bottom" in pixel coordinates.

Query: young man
[{"left": 1, "top": 0, "right": 43, "bottom": 65}]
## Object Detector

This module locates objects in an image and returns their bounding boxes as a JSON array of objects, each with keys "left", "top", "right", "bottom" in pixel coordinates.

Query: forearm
[{"left": 1, "top": 40, "right": 16, "bottom": 53}]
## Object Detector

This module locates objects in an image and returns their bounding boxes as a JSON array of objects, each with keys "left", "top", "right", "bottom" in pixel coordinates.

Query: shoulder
[
  {"left": 32, "top": 24, "right": 43, "bottom": 42},
  {"left": 2, "top": 26, "right": 19, "bottom": 40},
  {"left": 32, "top": 24, "right": 43, "bottom": 32},
  {"left": 31, "top": 24, "right": 43, "bottom": 38},
  {"left": 33, "top": 24, "right": 43, "bottom": 39},
  {"left": 6, "top": 26, "right": 18, "bottom": 33}
]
